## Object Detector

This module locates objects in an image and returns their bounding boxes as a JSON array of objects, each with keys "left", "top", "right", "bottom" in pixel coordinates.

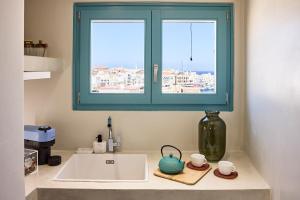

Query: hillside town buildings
[{"left": 91, "top": 66, "right": 215, "bottom": 93}]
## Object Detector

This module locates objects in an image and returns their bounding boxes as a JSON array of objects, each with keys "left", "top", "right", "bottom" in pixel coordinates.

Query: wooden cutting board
[{"left": 154, "top": 162, "right": 212, "bottom": 185}]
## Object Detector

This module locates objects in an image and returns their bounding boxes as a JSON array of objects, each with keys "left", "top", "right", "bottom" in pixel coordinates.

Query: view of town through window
[
  {"left": 90, "top": 20, "right": 145, "bottom": 93},
  {"left": 162, "top": 20, "right": 216, "bottom": 94},
  {"left": 90, "top": 20, "right": 216, "bottom": 94}
]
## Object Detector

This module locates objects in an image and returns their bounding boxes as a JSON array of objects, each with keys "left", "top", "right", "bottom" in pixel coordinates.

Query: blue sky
[{"left": 91, "top": 21, "right": 215, "bottom": 72}]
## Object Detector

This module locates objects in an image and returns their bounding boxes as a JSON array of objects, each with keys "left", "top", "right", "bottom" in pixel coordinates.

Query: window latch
[
  {"left": 77, "top": 11, "right": 81, "bottom": 22},
  {"left": 153, "top": 64, "right": 159, "bottom": 83},
  {"left": 225, "top": 92, "right": 229, "bottom": 104},
  {"left": 77, "top": 91, "right": 80, "bottom": 104},
  {"left": 226, "top": 12, "right": 230, "bottom": 22}
]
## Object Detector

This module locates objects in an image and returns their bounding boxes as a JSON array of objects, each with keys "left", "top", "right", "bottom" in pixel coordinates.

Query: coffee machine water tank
[{"left": 24, "top": 125, "right": 56, "bottom": 165}]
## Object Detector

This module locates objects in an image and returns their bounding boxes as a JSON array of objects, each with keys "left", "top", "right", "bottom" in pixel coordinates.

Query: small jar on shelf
[
  {"left": 24, "top": 40, "right": 34, "bottom": 56},
  {"left": 34, "top": 40, "right": 48, "bottom": 57}
]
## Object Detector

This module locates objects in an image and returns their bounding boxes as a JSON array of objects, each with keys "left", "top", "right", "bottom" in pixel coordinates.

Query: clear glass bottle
[{"left": 198, "top": 111, "right": 226, "bottom": 162}]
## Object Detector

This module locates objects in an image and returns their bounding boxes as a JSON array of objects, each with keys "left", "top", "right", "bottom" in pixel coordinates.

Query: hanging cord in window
[{"left": 190, "top": 23, "right": 193, "bottom": 61}]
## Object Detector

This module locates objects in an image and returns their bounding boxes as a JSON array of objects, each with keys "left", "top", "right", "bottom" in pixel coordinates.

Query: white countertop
[{"left": 25, "top": 150, "right": 270, "bottom": 197}]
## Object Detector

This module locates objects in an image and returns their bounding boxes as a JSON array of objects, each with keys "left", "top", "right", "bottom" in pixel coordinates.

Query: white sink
[{"left": 53, "top": 154, "right": 148, "bottom": 182}]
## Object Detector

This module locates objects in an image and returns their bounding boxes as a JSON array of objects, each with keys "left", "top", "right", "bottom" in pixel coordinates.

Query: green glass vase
[{"left": 198, "top": 111, "right": 226, "bottom": 162}]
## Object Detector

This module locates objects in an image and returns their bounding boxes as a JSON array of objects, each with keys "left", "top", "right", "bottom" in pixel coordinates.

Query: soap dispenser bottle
[{"left": 93, "top": 134, "right": 106, "bottom": 154}]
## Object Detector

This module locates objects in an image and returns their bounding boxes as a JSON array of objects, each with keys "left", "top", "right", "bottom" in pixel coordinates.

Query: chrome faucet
[{"left": 107, "top": 117, "right": 121, "bottom": 152}]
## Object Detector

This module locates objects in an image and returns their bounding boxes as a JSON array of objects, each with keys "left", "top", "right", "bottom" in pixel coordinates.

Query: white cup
[
  {"left": 190, "top": 153, "right": 207, "bottom": 167},
  {"left": 218, "top": 161, "right": 236, "bottom": 175}
]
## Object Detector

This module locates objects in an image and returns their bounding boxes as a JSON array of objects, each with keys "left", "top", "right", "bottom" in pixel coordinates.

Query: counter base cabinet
[
  {"left": 26, "top": 190, "right": 37, "bottom": 200},
  {"left": 32, "top": 188, "right": 270, "bottom": 200}
]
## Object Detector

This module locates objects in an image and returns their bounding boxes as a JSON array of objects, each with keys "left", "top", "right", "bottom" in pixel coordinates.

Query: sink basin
[{"left": 53, "top": 154, "right": 148, "bottom": 182}]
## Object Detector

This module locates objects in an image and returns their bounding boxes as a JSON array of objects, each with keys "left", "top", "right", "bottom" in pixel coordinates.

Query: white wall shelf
[
  {"left": 24, "top": 72, "right": 51, "bottom": 81},
  {"left": 24, "top": 55, "right": 62, "bottom": 72},
  {"left": 23, "top": 55, "right": 62, "bottom": 80}
]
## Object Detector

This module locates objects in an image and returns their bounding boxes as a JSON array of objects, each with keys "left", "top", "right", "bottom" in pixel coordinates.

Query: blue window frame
[{"left": 73, "top": 3, "right": 234, "bottom": 111}]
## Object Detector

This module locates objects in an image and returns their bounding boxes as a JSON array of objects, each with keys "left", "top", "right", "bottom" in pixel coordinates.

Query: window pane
[
  {"left": 90, "top": 20, "right": 145, "bottom": 93},
  {"left": 162, "top": 20, "right": 216, "bottom": 94}
]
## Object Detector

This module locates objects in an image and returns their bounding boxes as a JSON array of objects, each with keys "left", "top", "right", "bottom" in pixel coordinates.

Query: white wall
[
  {"left": 245, "top": 0, "right": 300, "bottom": 199},
  {"left": 24, "top": 0, "right": 246, "bottom": 152},
  {"left": 0, "top": 0, "right": 25, "bottom": 200}
]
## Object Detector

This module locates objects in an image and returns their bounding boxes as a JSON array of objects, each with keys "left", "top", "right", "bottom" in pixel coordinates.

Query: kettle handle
[{"left": 161, "top": 145, "right": 182, "bottom": 161}]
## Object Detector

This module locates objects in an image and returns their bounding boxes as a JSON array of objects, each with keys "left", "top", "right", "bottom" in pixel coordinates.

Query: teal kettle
[{"left": 159, "top": 145, "right": 185, "bottom": 174}]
